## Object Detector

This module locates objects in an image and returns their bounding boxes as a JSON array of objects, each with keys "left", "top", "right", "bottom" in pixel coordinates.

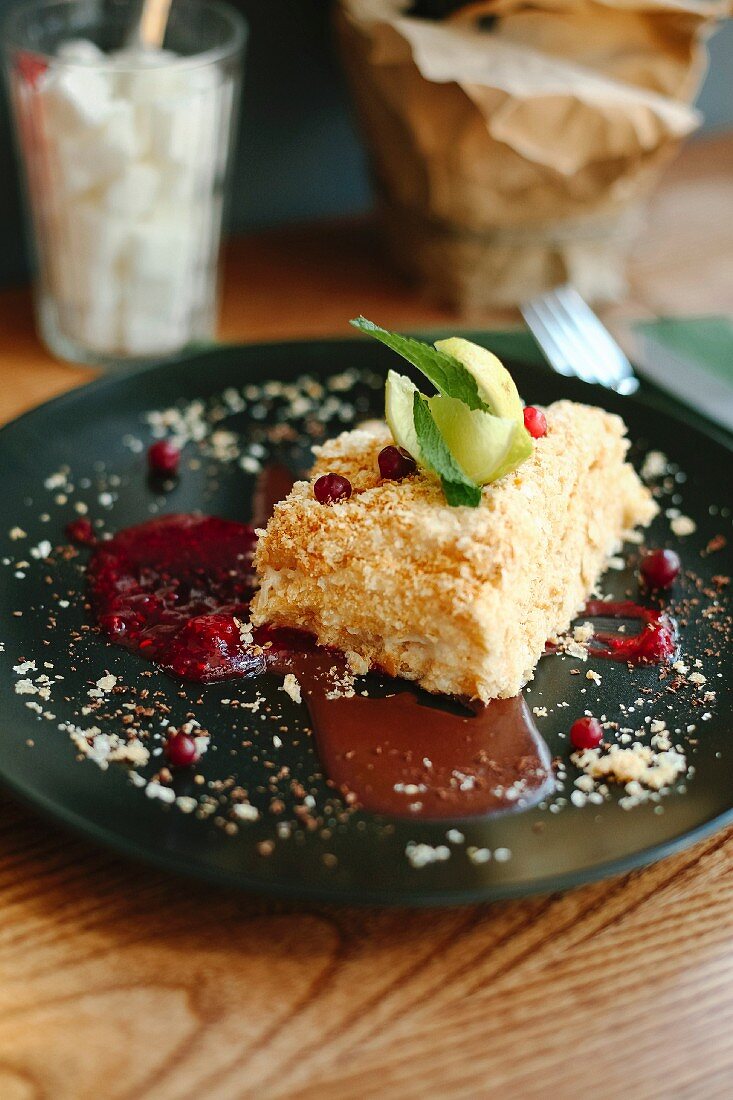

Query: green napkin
[{"left": 632, "top": 316, "right": 733, "bottom": 431}]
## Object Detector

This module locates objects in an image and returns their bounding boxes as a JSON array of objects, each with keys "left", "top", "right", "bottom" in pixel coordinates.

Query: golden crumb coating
[{"left": 251, "top": 401, "right": 657, "bottom": 701}]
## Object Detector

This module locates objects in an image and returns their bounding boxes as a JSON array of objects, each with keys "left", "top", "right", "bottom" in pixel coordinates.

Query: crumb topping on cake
[{"left": 252, "top": 400, "right": 657, "bottom": 701}]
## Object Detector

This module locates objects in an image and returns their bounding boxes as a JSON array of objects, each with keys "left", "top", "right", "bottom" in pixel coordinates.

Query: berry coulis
[
  {"left": 88, "top": 514, "right": 266, "bottom": 682},
  {"left": 583, "top": 600, "right": 677, "bottom": 664}
]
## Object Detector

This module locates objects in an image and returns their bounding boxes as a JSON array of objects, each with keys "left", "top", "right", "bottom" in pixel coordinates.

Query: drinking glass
[{"left": 4, "top": 0, "right": 246, "bottom": 366}]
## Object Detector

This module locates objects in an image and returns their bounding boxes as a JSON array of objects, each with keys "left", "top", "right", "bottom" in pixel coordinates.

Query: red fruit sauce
[
  {"left": 583, "top": 600, "right": 677, "bottom": 664},
  {"left": 88, "top": 514, "right": 265, "bottom": 683}
]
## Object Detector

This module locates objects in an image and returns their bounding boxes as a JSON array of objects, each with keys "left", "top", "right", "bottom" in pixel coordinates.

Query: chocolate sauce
[
  {"left": 293, "top": 650, "right": 553, "bottom": 818},
  {"left": 250, "top": 463, "right": 296, "bottom": 529}
]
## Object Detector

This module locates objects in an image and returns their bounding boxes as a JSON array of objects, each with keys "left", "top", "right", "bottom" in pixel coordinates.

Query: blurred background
[{"left": 1, "top": 0, "right": 730, "bottom": 287}]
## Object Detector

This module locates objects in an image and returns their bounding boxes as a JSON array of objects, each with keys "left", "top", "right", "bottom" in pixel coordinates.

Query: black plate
[{"left": 0, "top": 335, "right": 731, "bottom": 906}]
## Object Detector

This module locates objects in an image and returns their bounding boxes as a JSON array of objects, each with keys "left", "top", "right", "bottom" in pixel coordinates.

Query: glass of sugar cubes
[{"left": 4, "top": 0, "right": 245, "bottom": 366}]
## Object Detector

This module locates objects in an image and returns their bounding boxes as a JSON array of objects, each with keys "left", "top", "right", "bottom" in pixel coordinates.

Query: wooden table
[{"left": 0, "top": 133, "right": 731, "bottom": 1099}]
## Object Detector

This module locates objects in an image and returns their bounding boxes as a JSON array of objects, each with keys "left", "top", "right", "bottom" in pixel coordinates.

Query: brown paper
[
  {"left": 447, "top": 0, "right": 729, "bottom": 101},
  {"left": 336, "top": 0, "right": 724, "bottom": 309}
]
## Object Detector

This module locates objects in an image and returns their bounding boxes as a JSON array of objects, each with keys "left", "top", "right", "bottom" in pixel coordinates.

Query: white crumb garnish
[
  {"left": 446, "top": 829, "right": 464, "bottom": 844},
  {"left": 63, "top": 723, "right": 150, "bottom": 770},
  {"left": 175, "top": 796, "right": 197, "bottom": 814},
  {"left": 234, "top": 617, "right": 253, "bottom": 645},
  {"left": 574, "top": 622, "right": 594, "bottom": 643},
  {"left": 14, "top": 679, "right": 37, "bottom": 695},
  {"left": 586, "top": 669, "right": 602, "bottom": 684},
  {"left": 572, "top": 743, "right": 686, "bottom": 803},
  {"left": 44, "top": 471, "right": 67, "bottom": 490},
  {"left": 281, "top": 673, "right": 302, "bottom": 704},
  {"left": 87, "top": 673, "right": 118, "bottom": 699},
  {"left": 9, "top": 527, "right": 26, "bottom": 540},
  {"left": 641, "top": 451, "right": 668, "bottom": 480},
  {"left": 13, "top": 660, "right": 36, "bottom": 675},
  {"left": 689, "top": 671, "right": 707, "bottom": 685},
  {"left": 493, "top": 847, "right": 512, "bottom": 863},
  {"left": 394, "top": 783, "right": 427, "bottom": 795},
  {"left": 145, "top": 781, "right": 176, "bottom": 804},
  {"left": 30, "top": 539, "right": 52, "bottom": 560},
  {"left": 406, "top": 842, "right": 451, "bottom": 869},
  {"left": 467, "top": 847, "right": 491, "bottom": 864},
  {"left": 554, "top": 622, "right": 595, "bottom": 662},
  {"left": 670, "top": 515, "right": 696, "bottom": 537},
  {"left": 232, "top": 803, "right": 260, "bottom": 822}
]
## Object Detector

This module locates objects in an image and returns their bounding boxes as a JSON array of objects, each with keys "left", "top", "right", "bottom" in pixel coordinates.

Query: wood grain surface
[{"left": 0, "top": 133, "right": 731, "bottom": 1100}]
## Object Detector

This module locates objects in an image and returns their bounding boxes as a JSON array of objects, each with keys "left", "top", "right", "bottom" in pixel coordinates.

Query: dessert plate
[{"left": 0, "top": 335, "right": 731, "bottom": 906}]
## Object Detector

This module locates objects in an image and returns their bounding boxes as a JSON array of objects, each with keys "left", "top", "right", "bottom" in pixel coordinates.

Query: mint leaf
[
  {"left": 350, "top": 317, "right": 488, "bottom": 412},
  {"left": 412, "top": 393, "right": 482, "bottom": 508}
]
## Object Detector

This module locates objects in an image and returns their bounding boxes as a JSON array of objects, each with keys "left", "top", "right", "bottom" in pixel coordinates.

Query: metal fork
[{"left": 521, "top": 285, "right": 640, "bottom": 396}]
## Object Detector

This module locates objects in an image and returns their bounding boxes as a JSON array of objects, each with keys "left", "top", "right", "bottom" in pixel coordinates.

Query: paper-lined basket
[{"left": 336, "top": 0, "right": 726, "bottom": 310}]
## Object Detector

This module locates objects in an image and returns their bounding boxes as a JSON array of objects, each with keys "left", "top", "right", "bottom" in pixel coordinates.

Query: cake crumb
[
  {"left": 346, "top": 650, "right": 369, "bottom": 676},
  {"left": 406, "top": 842, "right": 451, "bottom": 868},
  {"left": 281, "top": 673, "right": 302, "bottom": 704},
  {"left": 671, "top": 515, "right": 696, "bottom": 537},
  {"left": 467, "top": 847, "right": 491, "bottom": 864},
  {"left": 232, "top": 802, "right": 260, "bottom": 822},
  {"left": 641, "top": 451, "right": 668, "bottom": 480},
  {"left": 572, "top": 743, "right": 686, "bottom": 804}
]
